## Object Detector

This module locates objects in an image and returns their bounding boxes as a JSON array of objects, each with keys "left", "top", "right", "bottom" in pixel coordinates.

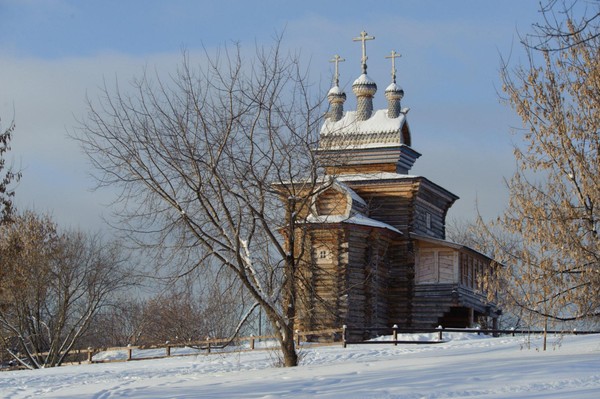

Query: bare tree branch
[{"left": 74, "top": 38, "right": 328, "bottom": 366}]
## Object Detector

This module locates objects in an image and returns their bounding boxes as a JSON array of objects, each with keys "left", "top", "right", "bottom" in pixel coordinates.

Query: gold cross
[
  {"left": 352, "top": 30, "right": 375, "bottom": 74},
  {"left": 329, "top": 54, "right": 345, "bottom": 86},
  {"left": 385, "top": 50, "right": 402, "bottom": 83}
]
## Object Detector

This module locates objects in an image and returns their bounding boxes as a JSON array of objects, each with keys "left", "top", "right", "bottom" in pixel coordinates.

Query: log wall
[
  {"left": 385, "top": 239, "right": 414, "bottom": 326},
  {"left": 295, "top": 228, "right": 345, "bottom": 332},
  {"left": 343, "top": 176, "right": 456, "bottom": 239},
  {"left": 294, "top": 174, "right": 498, "bottom": 334}
]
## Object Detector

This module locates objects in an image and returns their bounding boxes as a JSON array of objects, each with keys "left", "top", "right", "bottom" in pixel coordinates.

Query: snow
[
  {"left": 337, "top": 171, "right": 419, "bottom": 182},
  {"left": 1, "top": 333, "right": 600, "bottom": 398},
  {"left": 306, "top": 213, "right": 402, "bottom": 235},
  {"left": 329, "top": 180, "right": 367, "bottom": 206},
  {"left": 276, "top": 173, "right": 417, "bottom": 193},
  {"left": 321, "top": 109, "right": 405, "bottom": 137},
  {"left": 353, "top": 73, "right": 376, "bottom": 86},
  {"left": 385, "top": 82, "right": 403, "bottom": 93},
  {"left": 328, "top": 86, "right": 344, "bottom": 95}
]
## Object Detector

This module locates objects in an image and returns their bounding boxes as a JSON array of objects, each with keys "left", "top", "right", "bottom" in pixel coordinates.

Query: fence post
[
  {"left": 392, "top": 324, "right": 398, "bottom": 346},
  {"left": 510, "top": 327, "right": 515, "bottom": 337},
  {"left": 492, "top": 317, "right": 499, "bottom": 337},
  {"left": 206, "top": 338, "right": 211, "bottom": 354},
  {"left": 296, "top": 330, "right": 301, "bottom": 346},
  {"left": 250, "top": 335, "right": 255, "bottom": 350},
  {"left": 165, "top": 341, "right": 171, "bottom": 357},
  {"left": 342, "top": 325, "right": 347, "bottom": 348},
  {"left": 127, "top": 345, "right": 133, "bottom": 361},
  {"left": 437, "top": 325, "right": 443, "bottom": 341},
  {"left": 87, "top": 347, "right": 93, "bottom": 364}
]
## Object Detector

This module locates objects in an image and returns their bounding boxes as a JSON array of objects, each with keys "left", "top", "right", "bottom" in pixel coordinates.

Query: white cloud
[{"left": 0, "top": 52, "right": 185, "bottom": 230}]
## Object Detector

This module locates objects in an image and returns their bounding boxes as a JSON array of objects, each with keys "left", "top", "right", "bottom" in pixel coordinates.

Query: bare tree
[
  {"left": 446, "top": 218, "right": 489, "bottom": 250},
  {"left": 0, "top": 211, "right": 135, "bottom": 368},
  {"left": 480, "top": 0, "right": 600, "bottom": 332},
  {"left": 81, "top": 297, "right": 147, "bottom": 348},
  {"left": 76, "top": 40, "right": 328, "bottom": 366},
  {"left": 527, "top": 0, "right": 600, "bottom": 51},
  {"left": 84, "top": 262, "right": 252, "bottom": 348},
  {"left": 138, "top": 276, "right": 249, "bottom": 346},
  {"left": 0, "top": 118, "right": 21, "bottom": 223}
]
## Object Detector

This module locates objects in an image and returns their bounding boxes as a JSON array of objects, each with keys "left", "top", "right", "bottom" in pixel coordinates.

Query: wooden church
[{"left": 292, "top": 32, "right": 500, "bottom": 334}]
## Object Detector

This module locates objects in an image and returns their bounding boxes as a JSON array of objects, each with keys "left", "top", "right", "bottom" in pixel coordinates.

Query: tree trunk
[{"left": 281, "top": 326, "right": 298, "bottom": 367}]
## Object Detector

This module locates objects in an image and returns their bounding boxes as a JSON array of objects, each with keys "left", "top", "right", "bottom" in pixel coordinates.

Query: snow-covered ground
[{"left": 1, "top": 333, "right": 599, "bottom": 398}]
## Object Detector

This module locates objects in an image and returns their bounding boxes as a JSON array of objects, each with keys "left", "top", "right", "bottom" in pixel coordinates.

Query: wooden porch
[{"left": 411, "top": 233, "right": 500, "bottom": 328}]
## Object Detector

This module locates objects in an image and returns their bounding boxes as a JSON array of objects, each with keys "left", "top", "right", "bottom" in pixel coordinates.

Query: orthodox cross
[
  {"left": 385, "top": 50, "right": 402, "bottom": 83},
  {"left": 352, "top": 30, "right": 375, "bottom": 74},
  {"left": 329, "top": 54, "right": 345, "bottom": 86}
]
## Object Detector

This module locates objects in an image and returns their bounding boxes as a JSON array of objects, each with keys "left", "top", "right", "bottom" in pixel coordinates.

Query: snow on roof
[
  {"left": 336, "top": 173, "right": 458, "bottom": 199},
  {"left": 277, "top": 172, "right": 421, "bottom": 189},
  {"left": 332, "top": 180, "right": 367, "bottom": 206},
  {"left": 410, "top": 233, "right": 494, "bottom": 261},
  {"left": 306, "top": 213, "right": 402, "bottom": 234},
  {"left": 336, "top": 172, "right": 419, "bottom": 182},
  {"left": 385, "top": 82, "right": 403, "bottom": 92},
  {"left": 319, "top": 135, "right": 404, "bottom": 150},
  {"left": 353, "top": 73, "right": 376, "bottom": 85},
  {"left": 327, "top": 85, "right": 344, "bottom": 95},
  {"left": 307, "top": 173, "right": 418, "bottom": 186},
  {"left": 320, "top": 109, "right": 405, "bottom": 139}
]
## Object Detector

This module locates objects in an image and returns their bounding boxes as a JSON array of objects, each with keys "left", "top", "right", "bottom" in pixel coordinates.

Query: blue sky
[
  {"left": 0, "top": 0, "right": 546, "bottom": 231},
  {"left": 2, "top": 1, "right": 535, "bottom": 58}
]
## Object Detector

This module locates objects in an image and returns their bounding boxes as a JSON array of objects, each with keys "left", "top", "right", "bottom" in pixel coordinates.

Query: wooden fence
[
  {"left": 341, "top": 324, "right": 600, "bottom": 347},
  {"left": 5, "top": 326, "right": 598, "bottom": 369},
  {"left": 11, "top": 328, "right": 343, "bottom": 367},
  {"left": 86, "top": 328, "right": 343, "bottom": 363},
  {"left": 63, "top": 326, "right": 600, "bottom": 363}
]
